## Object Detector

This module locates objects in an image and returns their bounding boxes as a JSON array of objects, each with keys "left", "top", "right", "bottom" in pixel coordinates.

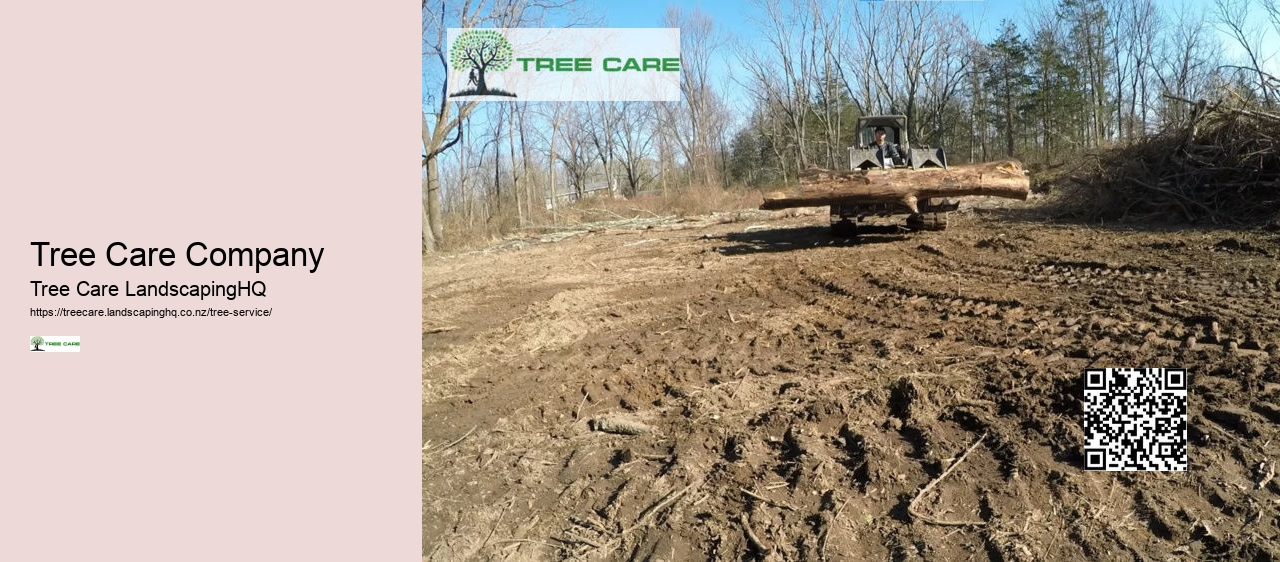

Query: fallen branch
[
  {"left": 625, "top": 481, "right": 697, "bottom": 532},
  {"left": 425, "top": 325, "right": 460, "bottom": 334},
  {"left": 560, "top": 480, "right": 699, "bottom": 556},
  {"left": 590, "top": 416, "right": 654, "bottom": 436},
  {"left": 479, "top": 498, "right": 513, "bottom": 552},
  {"left": 551, "top": 534, "right": 604, "bottom": 549},
  {"left": 819, "top": 498, "right": 849, "bottom": 561},
  {"left": 740, "top": 487, "right": 797, "bottom": 511},
  {"left": 739, "top": 513, "right": 771, "bottom": 556},
  {"left": 949, "top": 398, "right": 997, "bottom": 411},
  {"left": 907, "top": 432, "right": 989, "bottom": 527},
  {"left": 423, "top": 425, "right": 477, "bottom": 455}
]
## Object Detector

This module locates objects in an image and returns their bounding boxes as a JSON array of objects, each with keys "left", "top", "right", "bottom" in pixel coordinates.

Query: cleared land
[{"left": 424, "top": 201, "right": 1280, "bottom": 561}]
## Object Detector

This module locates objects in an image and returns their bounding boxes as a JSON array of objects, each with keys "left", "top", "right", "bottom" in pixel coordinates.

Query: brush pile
[{"left": 1063, "top": 95, "right": 1280, "bottom": 224}]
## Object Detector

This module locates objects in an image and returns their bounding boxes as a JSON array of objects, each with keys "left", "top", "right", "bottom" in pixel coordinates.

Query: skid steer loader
[{"left": 830, "top": 115, "right": 956, "bottom": 235}]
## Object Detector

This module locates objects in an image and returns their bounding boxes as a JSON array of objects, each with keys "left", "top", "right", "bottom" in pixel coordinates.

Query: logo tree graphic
[
  {"left": 30, "top": 336, "right": 44, "bottom": 351},
  {"left": 449, "top": 30, "right": 516, "bottom": 97}
]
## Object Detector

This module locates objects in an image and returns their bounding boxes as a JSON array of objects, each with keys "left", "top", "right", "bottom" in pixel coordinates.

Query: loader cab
[
  {"left": 867, "top": 127, "right": 904, "bottom": 148},
  {"left": 850, "top": 115, "right": 909, "bottom": 170},
  {"left": 857, "top": 116, "right": 908, "bottom": 150},
  {"left": 847, "top": 114, "right": 947, "bottom": 171}
]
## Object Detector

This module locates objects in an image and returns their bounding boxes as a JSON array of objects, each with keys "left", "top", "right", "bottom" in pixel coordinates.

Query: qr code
[{"left": 1083, "top": 368, "right": 1188, "bottom": 471}]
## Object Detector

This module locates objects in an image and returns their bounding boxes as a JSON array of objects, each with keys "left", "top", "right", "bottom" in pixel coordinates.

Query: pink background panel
[{"left": 0, "top": 1, "right": 421, "bottom": 560}]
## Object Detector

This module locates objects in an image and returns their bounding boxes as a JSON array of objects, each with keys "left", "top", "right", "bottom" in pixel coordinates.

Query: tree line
[{"left": 424, "top": 0, "right": 1275, "bottom": 252}]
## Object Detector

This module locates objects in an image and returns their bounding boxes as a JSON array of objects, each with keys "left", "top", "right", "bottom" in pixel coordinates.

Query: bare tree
[
  {"left": 1123, "top": 0, "right": 1161, "bottom": 137},
  {"left": 1155, "top": 3, "right": 1216, "bottom": 124},
  {"left": 811, "top": 0, "right": 847, "bottom": 169},
  {"left": 846, "top": 1, "right": 954, "bottom": 147},
  {"left": 738, "top": 0, "right": 815, "bottom": 176},
  {"left": 542, "top": 103, "right": 566, "bottom": 214},
  {"left": 1216, "top": 0, "right": 1275, "bottom": 103},
  {"left": 917, "top": 13, "right": 971, "bottom": 152},
  {"left": 587, "top": 102, "right": 621, "bottom": 196},
  {"left": 421, "top": 114, "right": 435, "bottom": 253},
  {"left": 615, "top": 102, "right": 657, "bottom": 195},
  {"left": 556, "top": 106, "right": 593, "bottom": 200},
  {"left": 1108, "top": 0, "right": 1129, "bottom": 141},
  {"left": 422, "top": 0, "right": 574, "bottom": 252},
  {"left": 508, "top": 101, "right": 524, "bottom": 226},
  {"left": 661, "top": 6, "right": 727, "bottom": 188}
]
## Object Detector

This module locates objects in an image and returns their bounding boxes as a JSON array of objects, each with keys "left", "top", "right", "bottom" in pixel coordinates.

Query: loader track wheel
[
  {"left": 831, "top": 219, "right": 858, "bottom": 237},
  {"left": 907, "top": 212, "right": 948, "bottom": 231}
]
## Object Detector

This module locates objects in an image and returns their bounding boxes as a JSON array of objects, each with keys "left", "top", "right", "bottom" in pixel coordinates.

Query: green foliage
[
  {"left": 986, "top": 21, "right": 1031, "bottom": 96},
  {"left": 727, "top": 127, "right": 763, "bottom": 185},
  {"left": 449, "top": 30, "right": 514, "bottom": 72},
  {"left": 1028, "top": 25, "right": 1088, "bottom": 159},
  {"left": 985, "top": 20, "right": 1033, "bottom": 157},
  {"left": 30, "top": 336, "right": 43, "bottom": 346},
  {"left": 727, "top": 108, "right": 791, "bottom": 186},
  {"left": 1057, "top": 0, "right": 1111, "bottom": 143}
]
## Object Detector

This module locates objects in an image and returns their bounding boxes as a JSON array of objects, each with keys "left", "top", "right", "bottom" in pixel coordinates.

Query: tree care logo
[
  {"left": 30, "top": 335, "right": 80, "bottom": 352},
  {"left": 449, "top": 29, "right": 516, "bottom": 98},
  {"left": 445, "top": 29, "right": 681, "bottom": 102}
]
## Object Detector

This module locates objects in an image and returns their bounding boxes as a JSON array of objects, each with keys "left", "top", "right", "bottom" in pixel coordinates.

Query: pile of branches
[{"left": 1062, "top": 94, "right": 1280, "bottom": 225}]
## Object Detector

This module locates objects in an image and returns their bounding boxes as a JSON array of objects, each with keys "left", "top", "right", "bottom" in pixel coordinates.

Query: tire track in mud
[
  {"left": 780, "top": 264, "right": 1087, "bottom": 556},
  {"left": 426, "top": 215, "right": 1280, "bottom": 561},
  {"left": 784, "top": 240, "right": 1280, "bottom": 556},
  {"left": 794, "top": 240, "right": 1279, "bottom": 368},
  {"left": 899, "top": 241, "right": 1280, "bottom": 355}
]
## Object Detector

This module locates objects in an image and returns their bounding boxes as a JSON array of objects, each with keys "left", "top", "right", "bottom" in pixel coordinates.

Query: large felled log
[{"left": 761, "top": 159, "right": 1030, "bottom": 212}]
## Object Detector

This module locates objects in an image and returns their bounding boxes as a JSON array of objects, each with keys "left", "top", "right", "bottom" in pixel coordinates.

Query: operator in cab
[{"left": 871, "top": 126, "right": 906, "bottom": 166}]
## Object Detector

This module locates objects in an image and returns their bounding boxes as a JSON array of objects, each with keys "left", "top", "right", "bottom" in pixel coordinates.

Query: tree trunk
[
  {"left": 509, "top": 103, "right": 522, "bottom": 227},
  {"left": 422, "top": 201, "right": 436, "bottom": 253},
  {"left": 518, "top": 104, "right": 533, "bottom": 221},
  {"left": 760, "top": 160, "right": 1030, "bottom": 211},
  {"left": 422, "top": 111, "right": 446, "bottom": 252},
  {"left": 549, "top": 116, "right": 559, "bottom": 221},
  {"left": 1005, "top": 95, "right": 1015, "bottom": 158},
  {"left": 425, "top": 154, "right": 444, "bottom": 246},
  {"left": 493, "top": 112, "right": 502, "bottom": 213}
]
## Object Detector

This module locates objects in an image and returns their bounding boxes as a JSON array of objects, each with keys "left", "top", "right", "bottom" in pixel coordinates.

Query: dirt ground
[{"left": 423, "top": 199, "right": 1280, "bottom": 561}]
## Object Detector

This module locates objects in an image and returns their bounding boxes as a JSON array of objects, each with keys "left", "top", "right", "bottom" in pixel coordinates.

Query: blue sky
[
  {"left": 595, "top": 0, "right": 1052, "bottom": 125},
  {"left": 599, "top": 0, "right": 1249, "bottom": 44},
  {"left": 603, "top": 0, "right": 1025, "bottom": 42},
  {"left": 427, "top": 0, "right": 1280, "bottom": 139},
  {"left": 428, "top": 1, "right": 1279, "bottom": 99},
  {"left": 589, "top": 0, "right": 1279, "bottom": 124},
  {"left": 597, "top": 0, "right": 1280, "bottom": 66}
]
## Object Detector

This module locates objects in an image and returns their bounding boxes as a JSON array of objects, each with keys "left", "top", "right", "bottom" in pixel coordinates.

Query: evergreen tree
[
  {"left": 985, "top": 20, "right": 1033, "bottom": 158},
  {"left": 1029, "top": 25, "right": 1087, "bottom": 163},
  {"left": 727, "top": 126, "right": 760, "bottom": 185},
  {"left": 1059, "top": 0, "right": 1111, "bottom": 145}
]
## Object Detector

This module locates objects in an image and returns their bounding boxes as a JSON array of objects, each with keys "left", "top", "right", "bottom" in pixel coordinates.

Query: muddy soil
[{"left": 424, "top": 203, "right": 1280, "bottom": 561}]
